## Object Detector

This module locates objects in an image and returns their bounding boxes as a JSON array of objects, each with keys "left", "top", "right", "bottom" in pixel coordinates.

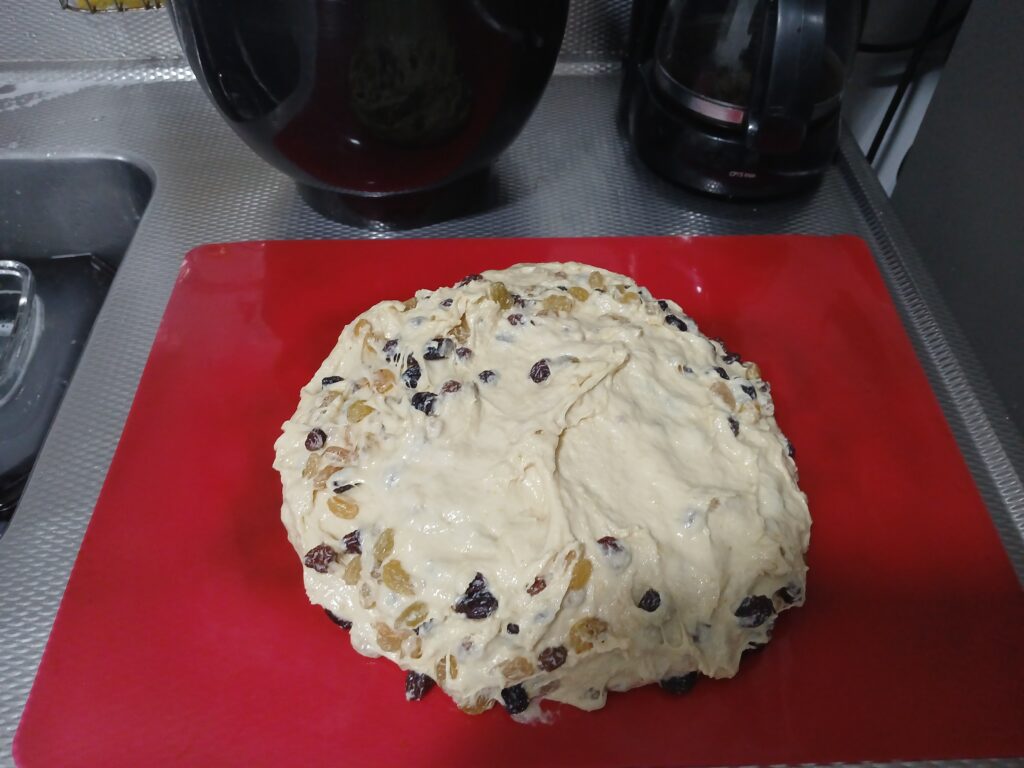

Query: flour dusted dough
[{"left": 274, "top": 262, "right": 809, "bottom": 717}]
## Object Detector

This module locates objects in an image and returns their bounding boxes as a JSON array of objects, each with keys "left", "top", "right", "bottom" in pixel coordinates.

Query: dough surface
[{"left": 274, "top": 262, "right": 809, "bottom": 717}]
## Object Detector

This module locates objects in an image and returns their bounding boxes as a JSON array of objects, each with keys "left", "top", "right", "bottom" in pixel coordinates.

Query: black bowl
[{"left": 169, "top": 0, "right": 569, "bottom": 226}]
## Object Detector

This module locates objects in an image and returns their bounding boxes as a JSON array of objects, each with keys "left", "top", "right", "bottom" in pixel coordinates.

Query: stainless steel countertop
[{"left": 1, "top": 65, "right": 1021, "bottom": 767}]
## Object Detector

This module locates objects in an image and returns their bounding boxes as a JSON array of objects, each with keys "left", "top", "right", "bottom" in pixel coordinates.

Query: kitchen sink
[{"left": 0, "top": 156, "right": 153, "bottom": 534}]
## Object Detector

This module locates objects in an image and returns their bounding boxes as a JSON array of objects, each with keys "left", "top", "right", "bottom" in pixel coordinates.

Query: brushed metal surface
[
  {"left": 0, "top": 39, "right": 1021, "bottom": 768},
  {"left": 0, "top": 2, "right": 181, "bottom": 63}
]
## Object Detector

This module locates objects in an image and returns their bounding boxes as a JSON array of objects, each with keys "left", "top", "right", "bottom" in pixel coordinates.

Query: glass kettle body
[{"left": 624, "top": 0, "right": 861, "bottom": 198}]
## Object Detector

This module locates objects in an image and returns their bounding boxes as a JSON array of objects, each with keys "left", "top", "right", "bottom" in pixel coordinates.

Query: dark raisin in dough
[
  {"left": 405, "top": 671, "right": 436, "bottom": 701},
  {"left": 341, "top": 530, "right": 361, "bottom": 554},
  {"left": 324, "top": 609, "right": 352, "bottom": 629},
  {"left": 665, "top": 315, "right": 688, "bottom": 332},
  {"left": 411, "top": 392, "right": 438, "bottom": 416},
  {"left": 529, "top": 359, "right": 551, "bottom": 383},
  {"left": 423, "top": 337, "right": 454, "bottom": 361},
  {"left": 538, "top": 646, "right": 567, "bottom": 671},
  {"left": 734, "top": 595, "right": 775, "bottom": 628},
  {"left": 402, "top": 355, "right": 421, "bottom": 389},
  {"left": 304, "top": 428, "right": 327, "bottom": 451},
  {"left": 637, "top": 588, "right": 661, "bottom": 612},
  {"left": 454, "top": 573, "right": 498, "bottom": 619},
  {"left": 303, "top": 544, "right": 337, "bottom": 573},
  {"left": 659, "top": 672, "right": 699, "bottom": 695},
  {"left": 500, "top": 684, "right": 530, "bottom": 714}
]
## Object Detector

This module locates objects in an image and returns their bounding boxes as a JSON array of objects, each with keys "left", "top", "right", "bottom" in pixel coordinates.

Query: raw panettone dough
[{"left": 274, "top": 262, "right": 809, "bottom": 717}]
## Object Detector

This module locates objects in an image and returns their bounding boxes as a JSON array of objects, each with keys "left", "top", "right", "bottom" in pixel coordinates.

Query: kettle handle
[{"left": 746, "top": 0, "right": 827, "bottom": 154}]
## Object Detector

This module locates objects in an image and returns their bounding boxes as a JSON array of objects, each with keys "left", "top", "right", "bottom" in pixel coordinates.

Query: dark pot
[{"left": 168, "top": 0, "right": 570, "bottom": 226}]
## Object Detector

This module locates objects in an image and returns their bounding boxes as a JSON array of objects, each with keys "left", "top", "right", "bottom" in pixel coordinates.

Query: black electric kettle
[
  {"left": 167, "top": 0, "right": 570, "bottom": 227},
  {"left": 624, "top": 0, "right": 861, "bottom": 198}
]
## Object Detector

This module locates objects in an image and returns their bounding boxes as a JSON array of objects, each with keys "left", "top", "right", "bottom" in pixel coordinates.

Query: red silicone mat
[{"left": 15, "top": 237, "right": 1024, "bottom": 767}]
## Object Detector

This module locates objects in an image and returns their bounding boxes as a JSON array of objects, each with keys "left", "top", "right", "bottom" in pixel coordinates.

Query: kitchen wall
[{"left": 846, "top": 0, "right": 973, "bottom": 193}]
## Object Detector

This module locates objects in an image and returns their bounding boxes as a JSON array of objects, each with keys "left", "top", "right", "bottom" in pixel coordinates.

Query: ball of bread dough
[{"left": 274, "top": 262, "right": 809, "bottom": 718}]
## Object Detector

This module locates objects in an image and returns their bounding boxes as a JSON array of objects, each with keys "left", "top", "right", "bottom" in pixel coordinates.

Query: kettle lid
[{"left": 653, "top": 0, "right": 859, "bottom": 131}]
